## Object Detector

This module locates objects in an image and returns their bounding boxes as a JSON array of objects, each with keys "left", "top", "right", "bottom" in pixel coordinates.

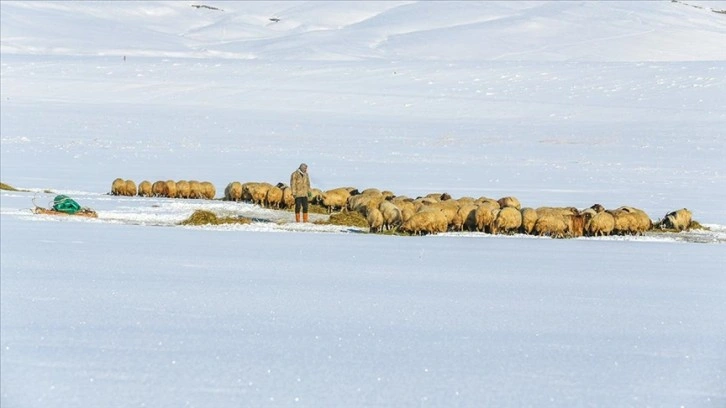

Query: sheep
[
  {"left": 401, "top": 208, "right": 448, "bottom": 235},
  {"left": 566, "top": 214, "right": 585, "bottom": 238},
  {"left": 533, "top": 213, "right": 569, "bottom": 238},
  {"left": 188, "top": 180, "right": 204, "bottom": 199},
  {"left": 490, "top": 207, "right": 523, "bottom": 235},
  {"left": 243, "top": 182, "right": 273, "bottom": 206},
  {"left": 138, "top": 180, "right": 153, "bottom": 197},
  {"left": 360, "top": 188, "right": 381, "bottom": 195},
  {"left": 309, "top": 188, "right": 324, "bottom": 205},
  {"left": 124, "top": 180, "right": 137, "bottom": 197},
  {"left": 151, "top": 181, "right": 167, "bottom": 197},
  {"left": 378, "top": 199, "right": 403, "bottom": 231},
  {"left": 367, "top": 207, "right": 384, "bottom": 233},
  {"left": 347, "top": 191, "right": 382, "bottom": 215},
  {"left": 584, "top": 211, "right": 615, "bottom": 237},
  {"left": 165, "top": 180, "right": 177, "bottom": 198},
  {"left": 497, "top": 196, "right": 521, "bottom": 210},
  {"left": 198, "top": 181, "right": 214, "bottom": 200},
  {"left": 662, "top": 208, "right": 692, "bottom": 231},
  {"left": 321, "top": 187, "right": 355, "bottom": 213},
  {"left": 176, "top": 180, "right": 191, "bottom": 199},
  {"left": 611, "top": 206, "right": 652, "bottom": 235},
  {"left": 225, "top": 182, "right": 243, "bottom": 202},
  {"left": 452, "top": 204, "right": 478, "bottom": 232},
  {"left": 265, "top": 184, "right": 283, "bottom": 208},
  {"left": 590, "top": 203, "right": 606, "bottom": 213},
  {"left": 111, "top": 178, "right": 126, "bottom": 195},
  {"left": 475, "top": 205, "right": 496, "bottom": 233},
  {"left": 281, "top": 184, "right": 294, "bottom": 208},
  {"left": 536, "top": 206, "right": 579, "bottom": 217},
  {"left": 425, "top": 201, "right": 460, "bottom": 231},
  {"left": 520, "top": 207, "right": 538, "bottom": 235}
]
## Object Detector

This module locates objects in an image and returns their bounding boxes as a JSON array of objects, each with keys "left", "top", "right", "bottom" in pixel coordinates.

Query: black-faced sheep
[{"left": 662, "top": 208, "right": 692, "bottom": 231}]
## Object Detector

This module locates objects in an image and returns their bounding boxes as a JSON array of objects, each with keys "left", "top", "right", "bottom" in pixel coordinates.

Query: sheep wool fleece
[{"left": 290, "top": 169, "right": 311, "bottom": 198}]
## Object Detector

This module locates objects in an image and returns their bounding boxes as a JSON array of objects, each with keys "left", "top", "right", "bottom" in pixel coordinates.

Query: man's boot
[
  {"left": 295, "top": 213, "right": 301, "bottom": 223},
  {"left": 303, "top": 213, "right": 309, "bottom": 223}
]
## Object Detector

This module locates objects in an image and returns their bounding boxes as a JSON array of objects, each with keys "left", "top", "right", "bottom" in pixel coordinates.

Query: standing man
[{"left": 290, "top": 163, "right": 311, "bottom": 222}]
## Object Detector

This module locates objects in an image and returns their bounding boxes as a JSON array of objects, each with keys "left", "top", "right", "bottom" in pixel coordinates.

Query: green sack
[{"left": 52, "top": 195, "right": 82, "bottom": 214}]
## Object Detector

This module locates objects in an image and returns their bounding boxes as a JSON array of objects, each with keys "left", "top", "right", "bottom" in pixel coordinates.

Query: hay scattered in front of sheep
[
  {"left": 0, "top": 182, "right": 19, "bottom": 191},
  {"left": 284, "top": 203, "right": 328, "bottom": 215},
  {"left": 315, "top": 211, "right": 368, "bottom": 228},
  {"left": 180, "top": 210, "right": 252, "bottom": 226}
]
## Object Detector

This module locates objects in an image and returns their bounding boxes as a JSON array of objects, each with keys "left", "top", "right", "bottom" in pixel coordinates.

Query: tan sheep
[
  {"left": 265, "top": 184, "right": 283, "bottom": 208},
  {"left": 452, "top": 204, "right": 478, "bottom": 232},
  {"left": 188, "top": 180, "right": 203, "bottom": 199},
  {"left": 566, "top": 214, "right": 585, "bottom": 238},
  {"left": 520, "top": 207, "right": 538, "bottom": 235},
  {"left": 663, "top": 208, "right": 692, "bottom": 231},
  {"left": 321, "top": 187, "right": 355, "bottom": 213},
  {"left": 584, "top": 211, "right": 615, "bottom": 236},
  {"left": 151, "top": 181, "right": 167, "bottom": 197},
  {"left": 111, "top": 178, "right": 126, "bottom": 195},
  {"left": 379, "top": 199, "right": 403, "bottom": 231},
  {"left": 164, "top": 180, "right": 177, "bottom": 198},
  {"left": 401, "top": 208, "right": 448, "bottom": 235},
  {"left": 309, "top": 188, "right": 324, "bottom": 205},
  {"left": 367, "top": 207, "right": 384, "bottom": 233},
  {"left": 225, "top": 182, "right": 243, "bottom": 202},
  {"left": 281, "top": 185, "right": 294, "bottom": 209},
  {"left": 199, "top": 182, "right": 215, "bottom": 200},
  {"left": 138, "top": 180, "right": 153, "bottom": 197},
  {"left": 124, "top": 180, "right": 137, "bottom": 197},
  {"left": 176, "top": 180, "right": 191, "bottom": 199},
  {"left": 497, "top": 196, "right": 521, "bottom": 210},
  {"left": 475, "top": 205, "right": 496, "bottom": 233},
  {"left": 534, "top": 213, "right": 569, "bottom": 238},
  {"left": 491, "top": 207, "right": 523, "bottom": 235},
  {"left": 611, "top": 206, "right": 651, "bottom": 235},
  {"left": 243, "top": 182, "right": 272, "bottom": 206}
]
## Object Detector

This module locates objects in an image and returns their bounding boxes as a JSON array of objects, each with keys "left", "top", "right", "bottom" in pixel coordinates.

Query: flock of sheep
[
  {"left": 112, "top": 178, "right": 694, "bottom": 238},
  {"left": 111, "top": 178, "right": 216, "bottom": 200}
]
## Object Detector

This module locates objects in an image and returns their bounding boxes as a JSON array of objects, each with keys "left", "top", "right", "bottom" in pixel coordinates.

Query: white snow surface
[{"left": 1, "top": 1, "right": 726, "bottom": 407}]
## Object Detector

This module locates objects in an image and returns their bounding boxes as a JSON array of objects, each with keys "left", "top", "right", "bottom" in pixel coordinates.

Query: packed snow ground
[{"left": 2, "top": 1, "right": 726, "bottom": 407}]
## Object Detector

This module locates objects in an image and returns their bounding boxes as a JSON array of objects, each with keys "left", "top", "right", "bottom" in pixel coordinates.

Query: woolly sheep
[
  {"left": 176, "top": 180, "right": 191, "bottom": 199},
  {"left": 165, "top": 180, "right": 177, "bottom": 199},
  {"left": 124, "top": 180, "right": 137, "bottom": 197},
  {"left": 265, "top": 184, "right": 283, "bottom": 208},
  {"left": 611, "top": 206, "right": 651, "bottom": 235},
  {"left": 189, "top": 180, "right": 204, "bottom": 199},
  {"left": 111, "top": 178, "right": 126, "bottom": 196},
  {"left": 378, "top": 199, "right": 403, "bottom": 231},
  {"left": 281, "top": 184, "right": 294, "bottom": 208},
  {"left": 225, "top": 182, "right": 243, "bottom": 202},
  {"left": 497, "top": 196, "right": 521, "bottom": 210},
  {"left": 452, "top": 204, "right": 478, "bottom": 232},
  {"left": 584, "top": 211, "right": 615, "bottom": 237},
  {"left": 367, "top": 207, "right": 384, "bottom": 233},
  {"left": 663, "top": 208, "right": 692, "bottom": 231},
  {"left": 137, "top": 180, "right": 153, "bottom": 197},
  {"left": 200, "top": 181, "right": 216, "bottom": 200},
  {"left": 243, "top": 182, "right": 272, "bottom": 206},
  {"left": 475, "top": 205, "right": 496, "bottom": 233},
  {"left": 321, "top": 187, "right": 355, "bottom": 213},
  {"left": 151, "top": 181, "right": 166, "bottom": 197},
  {"left": 533, "top": 213, "right": 569, "bottom": 238},
  {"left": 520, "top": 207, "right": 538, "bottom": 235},
  {"left": 490, "top": 207, "right": 523, "bottom": 235},
  {"left": 401, "top": 208, "right": 448, "bottom": 235}
]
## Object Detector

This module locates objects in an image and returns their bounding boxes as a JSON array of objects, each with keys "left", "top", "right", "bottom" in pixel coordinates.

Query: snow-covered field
[{"left": 1, "top": 1, "right": 725, "bottom": 407}]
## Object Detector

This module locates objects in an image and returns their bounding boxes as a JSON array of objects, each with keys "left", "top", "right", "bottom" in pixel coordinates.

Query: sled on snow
[{"left": 32, "top": 195, "right": 98, "bottom": 218}]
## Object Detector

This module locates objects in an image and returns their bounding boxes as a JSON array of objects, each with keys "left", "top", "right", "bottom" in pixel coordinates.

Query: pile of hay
[
  {"left": 315, "top": 210, "right": 368, "bottom": 228},
  {"left": 653, "top": 219, "right": 709, "bottom": 232},
  {"left": 180, "top": 210, "right": 252, "bottom": 226}
]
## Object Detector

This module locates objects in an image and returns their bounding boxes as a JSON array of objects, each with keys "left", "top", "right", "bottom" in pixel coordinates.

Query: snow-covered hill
[{"left": 3, "top": 1, "right": 726, "bottom": 61}]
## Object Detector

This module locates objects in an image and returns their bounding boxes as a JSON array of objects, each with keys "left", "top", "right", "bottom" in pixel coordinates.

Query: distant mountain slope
[{"left": 1, "top": 1, "right": 725, "bottom": 61}]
